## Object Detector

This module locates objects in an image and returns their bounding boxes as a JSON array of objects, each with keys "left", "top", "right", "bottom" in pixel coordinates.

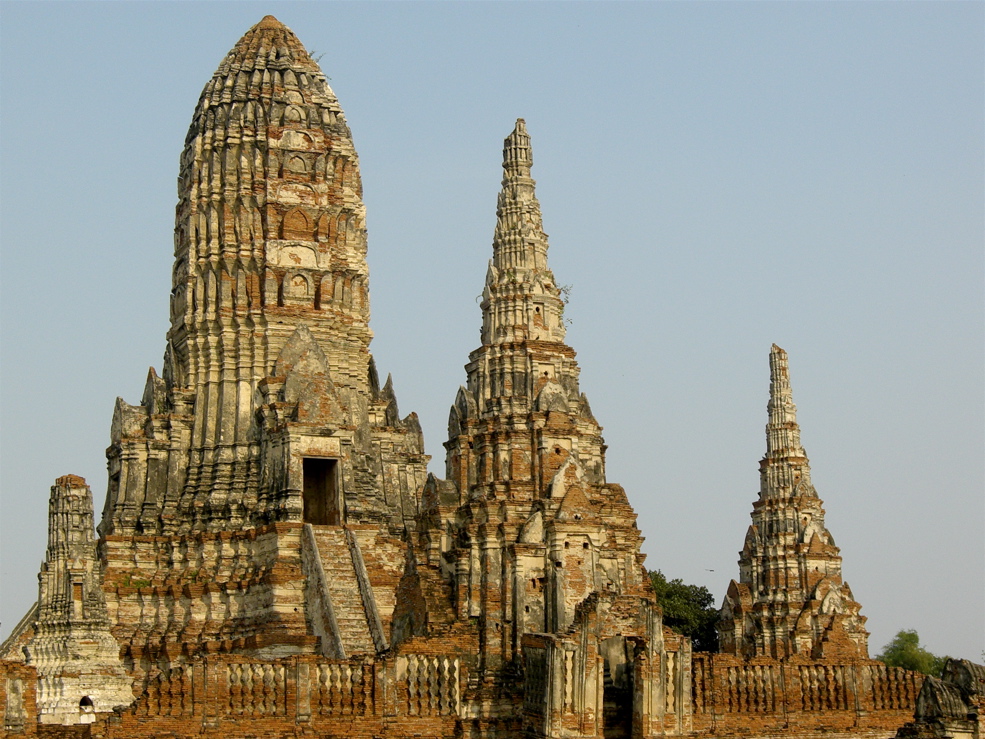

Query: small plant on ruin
[{"left": 557, "top": 284, "right": 573, "bottom": 327}]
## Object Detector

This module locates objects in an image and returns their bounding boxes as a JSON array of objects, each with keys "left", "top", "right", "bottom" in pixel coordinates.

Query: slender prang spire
[
  {"left": 450, "top": 118, "right": 606, "bottom": 495},
  {"left": 719, "top": 346, "right": 868, "bottom": 659},
  {"left": 481, "top": 119, "right": 565, "bottom": 347},
  {"left": 432, "top": 119, "right": 651, "bottom": 678},
  {"left": 760, "top": 344, "right": 814, "bottom": 499}
]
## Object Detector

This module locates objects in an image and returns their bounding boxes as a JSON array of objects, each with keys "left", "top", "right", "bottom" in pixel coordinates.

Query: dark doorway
[
  {"left": 602, "top": 637, "right": 633, "bottom": 739},
  {"left": 302, "top": 458, "right": 339, "bottom": 525},
  {"left": 603, "top": 670, "right": 633, "bottom": 738}
]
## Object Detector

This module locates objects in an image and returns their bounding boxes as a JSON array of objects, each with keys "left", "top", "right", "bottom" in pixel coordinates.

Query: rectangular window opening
[{"left": 71, "top": 582, "right": 84, "bottom": 619}]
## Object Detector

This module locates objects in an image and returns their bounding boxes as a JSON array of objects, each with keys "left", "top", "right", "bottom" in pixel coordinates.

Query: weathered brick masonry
[{"left": 1, "top": 15, "right": 930, "bottom": 739}]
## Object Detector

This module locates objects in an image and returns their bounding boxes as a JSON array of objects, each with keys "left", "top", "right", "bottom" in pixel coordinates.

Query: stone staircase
[{"left": 307, "top": 525, "right": 377, "bottom": 655}]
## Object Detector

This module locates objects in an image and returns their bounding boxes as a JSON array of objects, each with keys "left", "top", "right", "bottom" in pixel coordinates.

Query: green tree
[
  {"left": 876, "top": 629, "right": 947, "bottom": 677},
  {"left": 648, "top": 570, "right": 720, "bottom": 652}
]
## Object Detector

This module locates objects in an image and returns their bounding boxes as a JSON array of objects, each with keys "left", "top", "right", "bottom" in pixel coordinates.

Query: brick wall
[{"left": 2, "top": 660, "right": 38, "bottom": 736}]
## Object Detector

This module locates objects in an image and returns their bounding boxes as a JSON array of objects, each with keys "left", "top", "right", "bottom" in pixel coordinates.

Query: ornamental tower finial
[
  {"left": 502, "top": 118, "right": 533, "bottom": 180},
  {"left": 766, "top": 345, "right": 805, "bottom": 457},
  {"left": 491, "top": 118, "right": 547, "bottom": 275},
  {"left": 761, "top": 344, "right": 813, "bottom": 499},
  {"left": 482, "top": 119, "right": 563, "bottom": 346}
]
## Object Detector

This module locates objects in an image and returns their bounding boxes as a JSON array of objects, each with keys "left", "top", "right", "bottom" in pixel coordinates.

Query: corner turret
[
  {"left": 17, "top": 477, "right": 132, "bottom": 723},
  {"left": 719, "top": 346, "right": 869, "bottom": 660}
]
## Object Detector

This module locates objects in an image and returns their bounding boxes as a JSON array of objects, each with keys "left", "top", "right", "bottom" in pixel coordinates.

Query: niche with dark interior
[{"left": 302, "top": 457, "right": 340, "bottom": 525}]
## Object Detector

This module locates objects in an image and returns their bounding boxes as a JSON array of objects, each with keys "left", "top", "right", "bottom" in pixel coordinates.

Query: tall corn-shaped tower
[
  {"left": 78, "top": 16, "right": 428, "bottom": 676},
  {"left": 165, "top": 14, "right": 374, "bottom": 510},
  {"left": 99, "top": 16, "right": 427, "bottom": 538}
]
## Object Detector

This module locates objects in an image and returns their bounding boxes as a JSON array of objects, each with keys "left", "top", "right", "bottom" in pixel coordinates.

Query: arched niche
[
  {"left": 316, "top": 213, "right": 330, "bottom": 241},
  {"left": 287, "top": 272, "right": 310, "bottom": 298},
  {"left": 284, "top": 105, "right": 306, "bottom": 124},
  {"left": 286, "top": 155, "right": 307, "bottom": 174},
  {"left": 281, "top": 130, "right": 313, "bottom": 150},
  {"left": 281, "top": 208, "right": 312, "bottom": 240}
]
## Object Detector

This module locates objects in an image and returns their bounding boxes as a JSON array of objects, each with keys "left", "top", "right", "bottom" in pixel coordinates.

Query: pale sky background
[{"left": 1, "top": 2, "right": 982, "bottom": 661}]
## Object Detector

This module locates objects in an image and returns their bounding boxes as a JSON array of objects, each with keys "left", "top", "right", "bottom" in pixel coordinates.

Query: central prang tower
[
  {"left": 100, "top": 16, "right": 426, "bottom": 540},
  {"left": 89, "top": 15, "right": 428, "bottom": 670}
]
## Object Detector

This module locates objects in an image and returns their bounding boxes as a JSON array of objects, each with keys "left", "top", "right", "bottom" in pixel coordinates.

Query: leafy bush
[
  {"left": 876, "top": 629, "right": 948, "bottom": 677},
  {"left": 649, "top": 570, "right": 720, "bottom": 652}
]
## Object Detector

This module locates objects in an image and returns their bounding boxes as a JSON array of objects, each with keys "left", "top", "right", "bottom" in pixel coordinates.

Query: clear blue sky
[{"left": 1, "top": 2, "right": 982, "bottom": 661}]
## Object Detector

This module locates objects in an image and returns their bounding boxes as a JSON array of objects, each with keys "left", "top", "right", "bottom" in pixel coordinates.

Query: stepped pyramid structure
[
  {"left": 1, "top": 16, "right": 927, "bottom": 739},
  {"left": 718, "top": 345, "right": 868, "bottom": 660}
]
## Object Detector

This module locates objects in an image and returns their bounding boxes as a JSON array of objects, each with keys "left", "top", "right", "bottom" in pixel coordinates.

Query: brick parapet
[
  {"left": 72, "top": 651, "right": 465, "bottom": 738},
  {"left": 691, "top": 652, "right": 922, "bottom": 736}
]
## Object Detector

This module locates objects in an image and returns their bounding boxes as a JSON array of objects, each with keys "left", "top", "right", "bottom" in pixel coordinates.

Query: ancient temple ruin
[{"left": 0, "top": 16, "right": 932, "bottom": 739}]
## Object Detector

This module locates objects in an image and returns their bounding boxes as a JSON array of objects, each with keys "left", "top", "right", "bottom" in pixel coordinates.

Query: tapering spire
[
  {"left": 491, "top": 118, "right": 549, "bottom": 275},
  {"left": 432, "top": 120, "right": 649, "bottom": 677},
  {"left": 446, "top": 118, "right": 604, "bottom": 494},
  {"left": 765, "top": 344, "right": 805, "bottom": 458},
  {"left": 481, "top": 119, "right": 564, "bottom": 345},
  {"left": 760, "top": 344, "right": 813, "bottom": 498}
]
